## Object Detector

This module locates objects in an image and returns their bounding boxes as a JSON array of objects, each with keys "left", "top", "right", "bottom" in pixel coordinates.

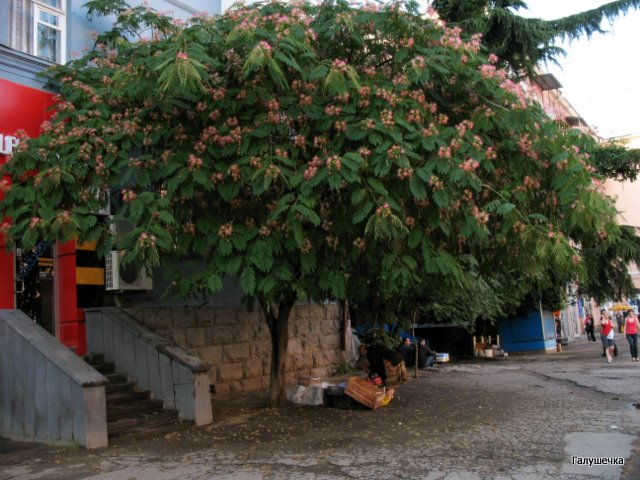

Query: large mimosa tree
[{"left": 0, "top": 0, "right": 619, "bottom": 405}]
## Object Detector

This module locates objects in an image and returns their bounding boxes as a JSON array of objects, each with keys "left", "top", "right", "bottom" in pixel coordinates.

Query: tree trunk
[{"left": 262, "top": 293, "right": 296, "bottom": 408}]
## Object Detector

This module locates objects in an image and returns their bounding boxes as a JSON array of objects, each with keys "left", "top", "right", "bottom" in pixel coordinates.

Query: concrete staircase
[{"left": 89, "top": 356, "right": 193, "bottom": 441}]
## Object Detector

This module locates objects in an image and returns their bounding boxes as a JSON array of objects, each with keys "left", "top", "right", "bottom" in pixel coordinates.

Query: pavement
[{"left": 2, "top": 336, "right": 640, "bottom": 479}]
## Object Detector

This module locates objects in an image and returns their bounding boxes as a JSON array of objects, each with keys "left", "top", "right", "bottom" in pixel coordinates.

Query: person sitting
[
  {"left": 417, "top": 338, "right": 436, "bottom": 369},
  {"left": 397, "top": 337, "right": 415, "bottom": 366},
  {"left": 359, "top": 343, "right": 408, "bottom": 387}
]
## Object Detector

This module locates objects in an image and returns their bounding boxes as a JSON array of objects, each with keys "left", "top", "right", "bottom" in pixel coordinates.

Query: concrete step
[
  {"left": 85, "top": 356, "right": 193, "bottom": 442},
  {"left": 91, "top": 362, "right": 116, "bottom": 375},
  {"left": 106, "top": 389, "right": 151, "bottom": 405},
  {"left": 108, "top": 410, "right": 181, "bottom": 436},
  {"left": 105, "top": 381, "right": 137, "bottom": 394},
  {"left": 107, "top": 399, "right": 165, "bottom": 421},
  {"left": 105, "top": 372, "right": 128, "bottom": 383}
]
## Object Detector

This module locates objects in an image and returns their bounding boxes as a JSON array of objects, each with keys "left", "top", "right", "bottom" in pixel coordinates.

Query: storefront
[{"left": 0, "top": 78, "right": 91, "bottom": 355}]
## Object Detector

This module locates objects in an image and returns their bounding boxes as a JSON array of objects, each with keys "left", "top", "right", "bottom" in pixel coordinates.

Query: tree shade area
[{"left": 0, "top": 0, "right": 628, "bottom": 404}]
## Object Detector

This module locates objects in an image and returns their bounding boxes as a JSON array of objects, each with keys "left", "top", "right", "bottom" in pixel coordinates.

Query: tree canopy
[
  {"left": 430, "top": 0, "right": 640, "bottom": 76},
  {"left": 0, "top": 0, "right": 622, "bottom": 404}
]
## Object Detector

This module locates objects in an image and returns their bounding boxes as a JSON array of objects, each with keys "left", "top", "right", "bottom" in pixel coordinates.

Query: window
[
  {"left": 32, "top": 1, "right": 65, "bottom": 63},
  {"left": 7, "top": 0, "right": 66, "bottom": 64}
]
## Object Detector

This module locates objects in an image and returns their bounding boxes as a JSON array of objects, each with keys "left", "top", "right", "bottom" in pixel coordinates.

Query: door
[{"left": 15, "top": 242, "right": 55, "bottom": 334}]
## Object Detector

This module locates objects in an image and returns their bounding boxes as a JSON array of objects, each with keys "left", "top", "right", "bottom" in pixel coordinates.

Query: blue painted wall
[
  {"left": 67, "top": 0, "right": 222, "bottom": 58},
  {"left": 498, "top": 309, "right": 557, "bottom": 352}
]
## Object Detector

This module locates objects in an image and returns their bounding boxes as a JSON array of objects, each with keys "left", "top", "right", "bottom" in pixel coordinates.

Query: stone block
[
  {"left": 196, "top": 308, "right": 215, "bottom": 327},
  {"left": 294, "top": 305, "right": 312, "bottom": 320},
  {"left": 228, "top": 381, "right": 243, "bottom": 393},
  {"left": 320, "top": 319, "right": 340, "bottom": 335},
  {"left": 321, "top": 303, "right": 340, "bottom": 318},
  {"left": 244, "top": 360, "right": 263, "bottom": 379},
  {"left": 262, "top": 359, "right": 272, "bottom": 375},
  {"left": 170, "top": 307, "right": 197, "bottom": 328},
  {"left": 171, "top": 329, "right": 186, "bottom": 348},
  {"left": 291, "top": 320, "right": 307, "bottom": 337},
  {"left": 214, "top": 308, "right": 238, "bottom": 326},
  {"left": 218, "top": 362, "right": 244, "bottom": 382},
  {"left": 290, "top": 353, "right": 313, "bottom": 371},
  {"left": 284, "top": 371, "right": 298, "bottom": 384},
  {"left": 241, "top": 377, "right": 264, "bottom": 392},
  {"left": 309, "top": 367, "right": 331, "bottom": 378},
  {"left": 208, "top": 327, "right": 235, "bottom": 345},
  {"left": 312, "top": 351, "right": 329, "bottom": 368},
  {"left": 212, "top": 383, "right": 230, "bottom": 395},
  {"left": 186, "top": 327, "right": 206, "bottom": 348},
  {"left": 202, "top": 326, "right": 213, "bottom": 345},
  {"left": 234, "top": 328, "right": 253, "bottom": 343},
  {"left": 199, "top": 345, "right": 222, "bottom": 366},
  {"left": 288, "top": 338, "right": 303, "bottom": 355},
  {"left": 237, "top": 309, "right": 263, "bottom": 326},
  {"left": 147, "top": 309, "right": 172, "bottom": 329},
  {"left": 323, "top": 350, "right": 343, "bottom": 365},
  {"left": 320, "top": 334, "right": 341, "bottom": 350},
  {"left": 224, "top": 343, "right": 250, "bottom": 361},
  {"left": 253, "top": 323, "right": 269, "bottom": 338},
  {"left": 252, "top": 341, "right": 271, "bottom": 358}
]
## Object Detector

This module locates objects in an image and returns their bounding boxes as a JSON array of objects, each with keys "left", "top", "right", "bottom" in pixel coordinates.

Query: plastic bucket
[{"left": 435, "top": 353, "right": 450, "bottom": 363}]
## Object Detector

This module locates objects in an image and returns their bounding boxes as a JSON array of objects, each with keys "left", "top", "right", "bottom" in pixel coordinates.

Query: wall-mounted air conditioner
[{"left": 105, "top": 251, "right": 153, "bottom": 291}]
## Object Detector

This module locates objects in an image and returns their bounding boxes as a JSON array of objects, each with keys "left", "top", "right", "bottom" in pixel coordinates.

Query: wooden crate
[{"left": 344, "top": 377, "right": 386, "bottom": 409}]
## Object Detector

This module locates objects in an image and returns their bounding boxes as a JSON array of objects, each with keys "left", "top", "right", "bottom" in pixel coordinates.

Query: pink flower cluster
[
  {"left": 376, "top": 203, "right": 392, "bottom": 218},
  {"left": 326, "top": 155, "right": 342, "bottom": 172},
  {"left": 332, "top": 59, "right": 348, "bottom": 72},
  {"left": 218, "top": 223, "right": 233, "bottom": 239},
  {"left": 460, "top": 158, "right": 479, "bottom": 172},
  {"left": 138, "top": 232, "right": 157, "bottom": 248}
]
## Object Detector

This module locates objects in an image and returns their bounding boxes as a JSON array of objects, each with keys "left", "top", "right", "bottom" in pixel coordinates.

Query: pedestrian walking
[
  {"left": 555, "top": 316, "right": 563, "bottom": 352},
  {"left": 584, "top": 313, "right": 596, "bottom": 342},
  {"left": 600, "top": 310, "right": 616, "bottom": 363},
  {"left": 623, "top": 310, "right": 640, "bottom": 362}
]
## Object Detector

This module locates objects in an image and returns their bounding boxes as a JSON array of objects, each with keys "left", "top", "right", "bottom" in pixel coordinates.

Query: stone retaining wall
[{"left": 124, "top": 303, "right": 345, "bottom": 394}]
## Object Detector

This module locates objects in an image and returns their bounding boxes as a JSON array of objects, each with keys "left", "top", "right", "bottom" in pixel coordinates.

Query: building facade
[{"left": 0, "top": 0, "right": 222, "bottom": 354}]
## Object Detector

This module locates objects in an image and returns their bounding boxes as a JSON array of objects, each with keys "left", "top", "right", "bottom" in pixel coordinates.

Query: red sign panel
[{"left": 0, "top": 79, "right": 56, "bottom": 308}]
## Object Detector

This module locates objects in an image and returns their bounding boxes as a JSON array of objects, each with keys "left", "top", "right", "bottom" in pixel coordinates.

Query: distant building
[{"left": 527, "top": 71, "right": 597, "bottom": 138}]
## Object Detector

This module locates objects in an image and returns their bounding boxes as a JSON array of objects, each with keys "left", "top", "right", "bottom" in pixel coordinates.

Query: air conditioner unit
[{"left": 105, "top": 251, "right": 153, "bottom": 291}]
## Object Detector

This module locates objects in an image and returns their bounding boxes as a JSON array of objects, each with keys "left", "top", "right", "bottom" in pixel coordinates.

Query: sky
[{"left": 499, "top": 1, "right": 640, "bottom": 139}]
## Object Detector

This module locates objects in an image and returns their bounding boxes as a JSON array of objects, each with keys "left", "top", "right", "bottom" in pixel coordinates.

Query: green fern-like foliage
[
  {"left": 432, "top": 0, "right": 640, "bottom": 76},
  {"left": 0, "top": 1, "right": 627, "bottom": 401},
  {"left": 592, "top": 142, "right": 640, "bottom": 182}
]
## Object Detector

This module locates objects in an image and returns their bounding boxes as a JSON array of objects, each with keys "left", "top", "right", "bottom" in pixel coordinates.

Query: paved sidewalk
[{"left": 2, "top": 336, "right": 640, "bottom": 479}]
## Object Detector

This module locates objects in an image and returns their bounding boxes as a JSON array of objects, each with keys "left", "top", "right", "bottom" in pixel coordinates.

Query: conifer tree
[{"left": 431, "top": 0, "right": 640, "bottom": 76}]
